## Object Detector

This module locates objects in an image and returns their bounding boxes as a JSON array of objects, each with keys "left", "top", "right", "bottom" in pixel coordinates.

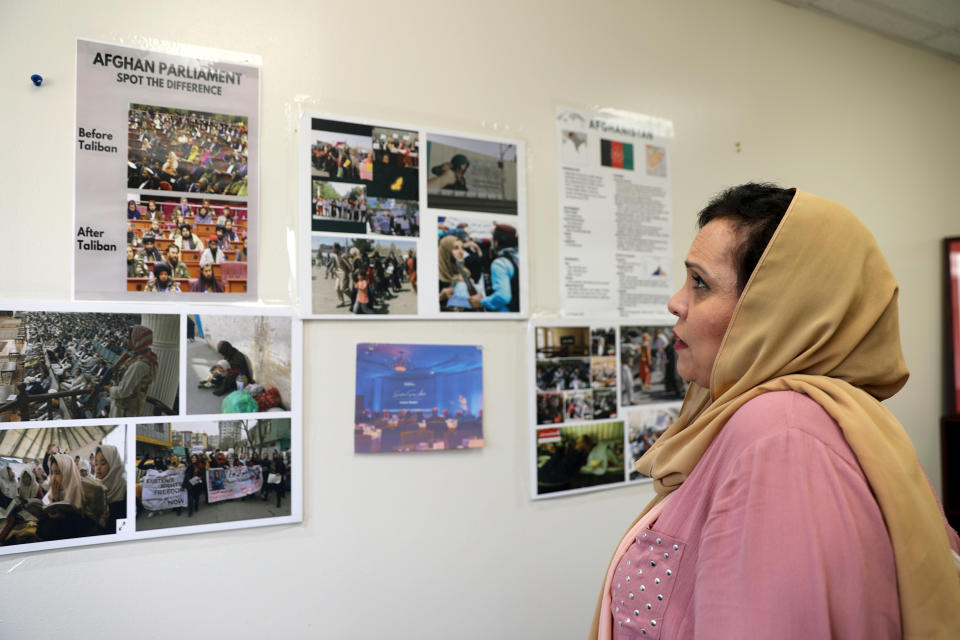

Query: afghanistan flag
[{"left": 600, "top": 139, "right": 634, "bottom": 170}]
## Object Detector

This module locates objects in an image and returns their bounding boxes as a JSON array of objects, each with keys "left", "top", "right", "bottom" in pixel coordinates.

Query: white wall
[{"left": 2, "top": 1, "right": 959, "bottom": 637}]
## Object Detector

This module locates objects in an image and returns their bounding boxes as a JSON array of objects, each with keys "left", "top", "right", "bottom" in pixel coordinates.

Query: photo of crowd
[
  {"left": 366, "top": 197, "right": 419, "bottom": 237},
  {"left": 0, "top": 311, "right": 180, "bottom": 421},
  {"left": 136, "top": 419, "right": 292, "bottom": 529},
  {"left": 0, "top": 425, "right": 127, "bottom": 546},
  {"left": 308, "top": 119, "right": 419, "bottom": 231},
  {"left": 436, "top": 214, "right": 520, "bottom": 313},
  {"left": 311, "top": 180, "right": 368, "bottom": 235},
  {"left": 593, "top": 388, "right": 617, "bottom": 420},
  {"left": 427, "top": 133, "right": 518, "bottom": 215},
  {"left": 536, "top": 421, "right": 625, "bottom": 496},
  {"left": 127, "top": 104, "right": 248, "bottom": 195},
  {"left": 620, "top": 326, "right": 686, "bottom": 405},
  {"left": 354, "top": 344, "right": 483, "bottom": 453},
  {"left": 186, "top": 314, "right": 291, "bottom": 416},
  {"left": 371, "top": 127, "right": 419, "bottom": 168},
  {"left": 310, "top": 129, "right": 372, "bottom": 182},
  {"left": 126, "top": 195, "right": 249, "bottom": 295},
  {"left": 536, "top": 392, "right": 564, "bottom": 425},
  {"left": 311, "top": 235, "right": 418, "bottom": 316},
  {"left": 536, "top": 358, "right": 591, "bottom": 392},
  {"left": 627, "top": 406, "right": 677, "bottom": 480}
]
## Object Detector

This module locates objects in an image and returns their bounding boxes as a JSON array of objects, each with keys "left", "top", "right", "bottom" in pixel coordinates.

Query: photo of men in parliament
[
  {"left": 0, "top": 310, "right": 180, "bottom": 421},
  {"left": 126, "top": 195, "right": 249, "bottom": 295}
]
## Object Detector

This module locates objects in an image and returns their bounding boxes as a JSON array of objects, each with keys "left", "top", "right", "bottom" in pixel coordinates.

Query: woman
[
  {"left": 17, "top": 466, "right": 43, "bottom": 502},
  {"left": 108, "top": 325, "right": 158, "bottom": 418},
  {"left": 94, "top": 444, "right": 126, "bottom": 524},
  {"left": 39, "top": 453, "right": 105, "bottom": 539},
  {"left": 182, "top": 454, "right": 205, "bottom": 517},
  {"left": 190, "top": 262, "right": 224, "bottom": 293},
  {"left": 591, "top": 184, "right": 960, "bottom": 638},
  {"left": 213, "top": 340, "right": 254, "bottom": 397},
  {"left": 437, "top": 235, "right": 483, "bottom": 311}
]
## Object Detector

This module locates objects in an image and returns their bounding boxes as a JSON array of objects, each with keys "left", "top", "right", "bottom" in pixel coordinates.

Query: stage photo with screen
[{"left": 354, "top": 343, "right": 483, "bottom": 453}]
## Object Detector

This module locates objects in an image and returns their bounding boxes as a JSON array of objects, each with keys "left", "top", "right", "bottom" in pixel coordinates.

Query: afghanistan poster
[
  {"left": 556, "top": 107, "right": 675, "bottom": 317},
  {"left": 74, "top": 39, "right": 259, "bottom": 301}
]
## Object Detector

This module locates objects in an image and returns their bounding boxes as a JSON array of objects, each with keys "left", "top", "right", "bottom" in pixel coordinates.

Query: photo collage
[
  {"left": 0, "top": 304, "right": 300, "bottom": 555},
  {"left": 126, "top": 105, "right": 252, "bottom": 296},
  {"left": 530, "top": 321, "right": 687, "bottom": 498},
  {"left": 303, "top": 114, "right": 526, "bottom": 318}
]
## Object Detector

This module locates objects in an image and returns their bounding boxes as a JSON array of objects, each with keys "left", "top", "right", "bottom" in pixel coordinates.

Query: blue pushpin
[{"left": 30, "top": 74, "right": 43, "bottom": 87}]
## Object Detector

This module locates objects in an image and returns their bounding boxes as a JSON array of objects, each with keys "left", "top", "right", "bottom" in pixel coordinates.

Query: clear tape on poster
[
  {"left": 0, "top": 299, "right": 303, "bottom": 558},
  {"left": 291, "top": 96, "right": 530, "bottom": 320},
  {"left": 74, "top": 38, "right": 293, "bottom": 306}
]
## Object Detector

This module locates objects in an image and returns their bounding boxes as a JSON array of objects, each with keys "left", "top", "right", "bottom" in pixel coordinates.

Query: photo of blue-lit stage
[{"left": 354, "top": 343, "right": 483, "bottom": 453}]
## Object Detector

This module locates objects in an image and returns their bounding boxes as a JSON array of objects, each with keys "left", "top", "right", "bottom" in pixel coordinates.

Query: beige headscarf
[
  {"left": 49, "top": 453, "right": 84, "bottom": 510},
  {"left": 96, "top": 445, "right": 126, "bottom": 505},
  {"left": 591, "top": 189, "right": 960, "bottom": 638}
]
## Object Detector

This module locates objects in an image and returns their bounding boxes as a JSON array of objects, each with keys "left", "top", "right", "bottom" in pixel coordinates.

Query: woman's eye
[{"left": 692, "top": 275, "right": 707, "bottom": 289}]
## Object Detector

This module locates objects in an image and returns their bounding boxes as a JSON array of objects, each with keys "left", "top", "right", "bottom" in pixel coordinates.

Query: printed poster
[
  {"left": 529, "top": 319, "right": 685, "bottom": 499},
  {"left": 0, "top": 302, "right": 301, "bottom": 555},
  {"left": 300, "top": 113, "right": 528, "bottom": 319},
  {"left": 556, "top": 107, "right": 675, "bottom": 317},
  {"left": 74, "top": 39, "right": 260, "bottom": 301},
  {"left": 354, "top": 343, "right": 484, "bottom": 453}
]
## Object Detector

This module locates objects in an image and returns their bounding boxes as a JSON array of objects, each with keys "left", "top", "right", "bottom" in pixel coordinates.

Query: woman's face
[
  {"left": 50, "top": 460, "right": 62, "bottom": 493},
  {"left": 94, "top": 451, "right": 109, "bottom": 480},
  {"left": 667, "top": 219, "right": 741, "bottom": 389},
  {"left": 451, "top": 239, "right": 464, "bottom": 263}
]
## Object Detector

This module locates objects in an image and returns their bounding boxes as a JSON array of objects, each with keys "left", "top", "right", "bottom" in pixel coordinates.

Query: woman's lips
[{"left": 674, "top": 338, "right": 688, "bottom": 349}]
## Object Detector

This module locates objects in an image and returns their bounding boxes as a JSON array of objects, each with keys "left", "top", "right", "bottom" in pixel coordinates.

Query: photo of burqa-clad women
[
  {"left": 0, "top": 425, "right": 127, "bottom": 547},
  {"left": 187, "top": 314, "right": 292, "bottom": 416},
  {"left": 436, "top": 215, "right": 520, "bottom": 313},
  {"left": 620, "top": 325, "right": 686, "bottom": 406},
  {"left": 0, "top": 311, "right": 179, "bottom": 421}
]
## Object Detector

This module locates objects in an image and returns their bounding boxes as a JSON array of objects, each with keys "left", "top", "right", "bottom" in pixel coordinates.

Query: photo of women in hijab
[
  {"left": 438, "top": 234, "right": 484, "bottom": 311},
  {"left": 94, "top": 445, "right": 126, "bottom": 526}
]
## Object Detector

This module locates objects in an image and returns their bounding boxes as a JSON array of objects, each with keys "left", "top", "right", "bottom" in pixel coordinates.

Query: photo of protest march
[
  {"left": 0, "top": 311, "right": 180, "bottom": 421},
  {"left": 436, "top": 214, "right": 520, "bottom": 313},
  {"left": 127, "top": 104, "right": 248, "bottom": 195},
  {"left": 627, "top": 406, "right": 677, "bottom": 481},
  {"left": 308, "top": 119, "right": 419, "bottom": 233},
  {"left": 620, "top": 325, "right": 687, "bottom": 405},
  {"left": 0, "top": 425, "right": 128, "bottom": 546},
  {"left": 311, "top": 235, "right": 418, "bottom": 316},
  {"left": 136, "top": 420, "right": 291, "bottom": 530},
  {"left": 185, "top": 314, "right": 291, "bottom": 416},
  {"left": 536, "top": 421, "right": 625, "bottom": 496},
  {"left": 126, "top": 195, "right": 249, "bottom": 294},
  {"left": 310, "top": 180, "right": 368, "bottom": 235},
  {"left": 427, "top": 133, "right": 518, "bottom": 215},
  {"left": 354, "top": 343, "right": 483, "bottom": 453}
]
